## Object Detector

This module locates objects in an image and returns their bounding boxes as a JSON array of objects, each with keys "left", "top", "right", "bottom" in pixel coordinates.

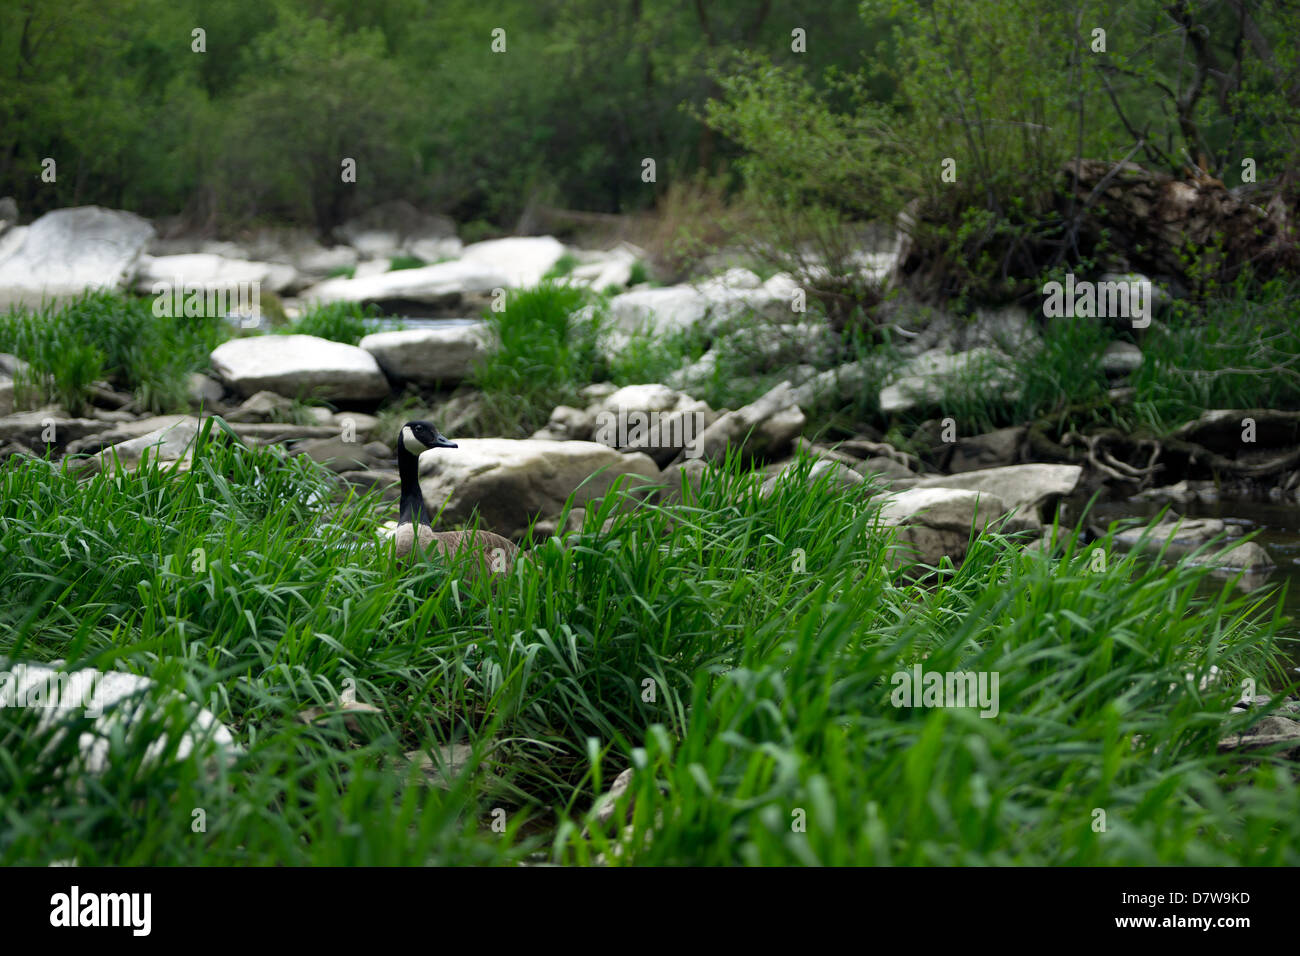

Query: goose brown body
[{"left": 392, "top": 420, "right": 519, "bottom": 572}]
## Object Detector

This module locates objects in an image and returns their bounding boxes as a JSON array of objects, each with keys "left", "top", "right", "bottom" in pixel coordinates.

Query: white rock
[
  {"left": 0, "top": 662, "right": 235, "bottom": 774},
  {"left": 458, "top": 236, "right": 567, "bottom": 288},
  {"left": 0, "top": 206, "right": 154, "bottom": 309},
  {"left": 607, "top": 286, "right": 712, "bottom": 335},
  {"left": 0, "top": 352, "right": 32, "bottom": 417},
  {"left": 210, "top": 335, "right": 390, "bottom": 400},
  {"left": 910, "top": 464, "right": 1082, "bottom": 519},
  {"left": 359, "top": 325, "right": 490, "bottom": 385},
  {"left": 297, "top": 259, "right": 507, "bottom": 306},
  {"left": 97, "top": 416, "right": 201, "bottom": 468},
  {"left": 134, "top": 253, "right": 297, "bottom": 295},
  {"left": 1102, "top": 341, "right": 1143, "bottom": 375},
  {"left": 0, "top": 224, "right": 27, "bottom": 262},
  {"left": 879, "top": 487, "right": 1040, "bottom": 567}
]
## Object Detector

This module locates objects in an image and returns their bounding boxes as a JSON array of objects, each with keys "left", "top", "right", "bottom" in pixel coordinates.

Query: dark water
[{"left": 1092, "top": 498, "right": 1300, "bottom": 665}]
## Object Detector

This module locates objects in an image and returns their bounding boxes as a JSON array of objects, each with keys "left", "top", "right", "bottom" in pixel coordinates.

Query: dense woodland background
[{"left": 3, "top": 0, "right": 1297, "bottom": 253}]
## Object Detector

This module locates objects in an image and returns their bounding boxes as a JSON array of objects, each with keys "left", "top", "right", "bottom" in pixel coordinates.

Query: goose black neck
[{"left": 397, "top": 443, "right": 428, "bottom": 527}]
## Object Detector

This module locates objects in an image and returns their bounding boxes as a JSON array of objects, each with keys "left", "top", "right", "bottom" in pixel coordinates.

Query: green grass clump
[
  {"left": 286, "top": 301, "right": 377, "bottom": 345},
  {"left": 0, "top": 291, "right": 227, "bottom": 414},
  {"left": 0, "top": 429, "right": 1295, "bottom": 865},
  {"left": 388, "top": 256, "right": 426, "bottom": 272},
  {"left": 469, "top": 281, "right": 607, "bottom": 436}
]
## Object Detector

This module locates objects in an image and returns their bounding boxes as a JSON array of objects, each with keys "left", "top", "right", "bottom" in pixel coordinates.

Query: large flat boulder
[
  {"left": 458, "top": 236, "right": 566, "bottom": 288},
  {"left": 910, "top": 464, "right": 1082, "bottom": 519},
  {"left": 0, "top": 206, "right": 154, "bottom": 309},
  {"left": 297, "top": 259, "right": 507, "bottom": 307},
  {"left": 359, "top": 324, "right": 489, "bottom": 385},
  {"left": 878, "top": 487, "right": 1040, "bottom": 567},
  {"left": 133, "top": 253, "right": 298, "bottom": 295},
  {"left": 210, "top": 335, "right": 390, "bottom": 401},
  {"left": 417, "top": 438, "right": 660, "bottom": 539},
  {"left": 0, "top": 662, "right": 235, "bottom": 774}
]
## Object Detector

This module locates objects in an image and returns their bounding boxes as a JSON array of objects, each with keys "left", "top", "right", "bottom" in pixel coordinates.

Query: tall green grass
[
  {"left": 1, "top": 426, "right": 1295, "bottom": 865},
  {"left": 469, "top": 281, "right": 606, "bottom": 436},
  {"left": 285, "top": 300, "right": 378, "bottom": 345},
  {"left": 0, "top": 291, "right": 227, "bottom": 414},
  {"left": 916, "top": 279, "right": 1300, "bottom": 436}
]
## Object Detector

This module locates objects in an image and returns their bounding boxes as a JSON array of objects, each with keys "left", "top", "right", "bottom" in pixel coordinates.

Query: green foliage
[
  {"left": 388, "top": 256, "right": 425, "bottom": 272},
  {"left": 0, "top": 292, "right": 227, "bottom": 414},
  {"left": 469, "top": 282, "right": 607, "bottom": 436}
]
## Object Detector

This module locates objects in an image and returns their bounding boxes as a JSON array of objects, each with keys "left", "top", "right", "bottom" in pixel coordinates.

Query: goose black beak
[{"left": 434, "top": 434, "right": 458, "bottom": 449}]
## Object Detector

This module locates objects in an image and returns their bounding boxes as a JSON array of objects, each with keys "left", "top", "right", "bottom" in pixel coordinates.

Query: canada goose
[{"left": 393, "top": 420, "right": 519, "bottom": 572}]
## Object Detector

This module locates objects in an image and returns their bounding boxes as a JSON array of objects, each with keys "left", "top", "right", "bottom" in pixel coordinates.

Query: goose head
[{"left": 398, "top": 420, "right": 457, "bottom": 457}]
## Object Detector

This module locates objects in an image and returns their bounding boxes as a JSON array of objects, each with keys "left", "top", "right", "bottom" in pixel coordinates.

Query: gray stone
[
  {"left": 695, "top": 380, "right": 803, "bottom": 464},
  {"left": 187, "top": 372, "right": 225, "bottom": 407},
  {"left": 0, "top": 662, "right": 235, "bottom": 775},
  {"left": 0, "top": 352, "right": 33, "bottom": 417},
  {"left": 585, "top": 384, "right": 718, "bottom": 466},
  {"left": 878, "top": 487, "right": 1041, "bottom": 567},
  {"left": 761, "top": 458, "right": 864, "bottom": 498},
  {"left": 946, "top": 426, "right": 1025, "bottom": 473},
  {"left": 359, "top": 325, "right": 490, "bottom": 386},
  {"left": 298, "top": 259, "right": 507, "bottom": 307},
  {"left": 94, "top": 416, "right": 201, "bottom": 470},
  {"left": 210, "top": 335, "right": 390, "bottom": 401},
  {"left": 856, "top": 456, "right": 917, "bottom": 481},
  {"left": 293, "top": 436, "right": 383, "bottom": 473},
  {"left": 416, "top": 438, "right": 660, "bottom": 539},
  {"left": 0, "top": 407, "right": 108, "bottom": 448},
  {"left": 335, "top": 201, "right": 457, "bottom": 259},
  {"left": 1114, "top": 516, "right": 1275, "bottom": 572},
  {"left": 67, "top": 414, "right": 192, "bottom": 455},
  {"left": 133, "top": 253, "right": 297, "bottom": 295},
  {"left": 338, "top": 469, "right": 401, "bottom": 500},
  {"left": 226, "top": 390, "right": 296, "bottom": 423},
  {"left": 910, "top": 464, "right": 1082, "bottom": 520},
  {"left": 0, "top": 206, "right": 154, "bottom": 309},
  {"left": 1101, "top": 341, "right": 1143, "bottom": 376},
  {"left": 458, "top": 236, "right": 566, "bottom": 288}
]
